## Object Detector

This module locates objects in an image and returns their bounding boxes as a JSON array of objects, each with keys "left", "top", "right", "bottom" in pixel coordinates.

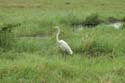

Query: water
[
  {"left": 73, "top": 25, "right": 83, "bottom": 32},
  {"left": 17, "top": 34, "right": 49, "bottom": 39},
  {"left": 74, "top": 22, "right": 123, "bottom": 32}
]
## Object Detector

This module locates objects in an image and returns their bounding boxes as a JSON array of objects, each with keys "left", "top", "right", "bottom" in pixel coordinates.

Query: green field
[{"left": 0, "top": 0, "right": 125, "bottom": 83}]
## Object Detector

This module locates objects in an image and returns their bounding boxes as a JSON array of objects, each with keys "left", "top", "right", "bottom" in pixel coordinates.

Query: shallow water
[
  {"left": 73, "top": 25, "right": 83, "bottom": 32},
  {"left": 17, "top": 35, "right": 49, "bottom": 39},
  {"left": 74, "top": 22, "right": 123, "bottom": 32}
]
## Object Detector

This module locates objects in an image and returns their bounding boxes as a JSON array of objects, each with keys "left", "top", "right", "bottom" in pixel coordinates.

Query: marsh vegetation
[{"left": 0, "top": 0, "right": 125, "bottom": 83}]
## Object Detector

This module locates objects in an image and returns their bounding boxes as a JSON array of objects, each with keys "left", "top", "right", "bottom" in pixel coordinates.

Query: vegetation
[
  {"left": 0, "top": 0, "right": 125, "bottom": 83},
  {"left": 0, "top": 24, "right": 15, "bottom": 51}
]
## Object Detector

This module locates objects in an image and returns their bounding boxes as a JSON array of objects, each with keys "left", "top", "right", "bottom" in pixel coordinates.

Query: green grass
[{"left": 0, "top": 0, "right": 125, "bottom": 83}]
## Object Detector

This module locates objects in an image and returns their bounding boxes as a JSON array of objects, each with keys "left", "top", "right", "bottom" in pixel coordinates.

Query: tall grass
[
  {"left": 0, "top": 25, "right": 15, "bottom": 51},
  {"left": 0, "top": 0, "right": 125, "bottom": 82}
]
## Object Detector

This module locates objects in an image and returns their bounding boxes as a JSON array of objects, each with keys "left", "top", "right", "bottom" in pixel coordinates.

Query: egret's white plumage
[{"left": 55, "top": 26, "right": 73, "bottom": 55}]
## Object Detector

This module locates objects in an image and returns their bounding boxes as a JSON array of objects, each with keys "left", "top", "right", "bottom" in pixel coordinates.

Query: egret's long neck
[{"left": 56, "top": 28, "right": 60, "bottom": 42}]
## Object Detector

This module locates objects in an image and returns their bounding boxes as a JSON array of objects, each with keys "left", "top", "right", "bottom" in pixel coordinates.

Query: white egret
[{"left": 54, "top": 26, "right": 73, "bottom": 55}]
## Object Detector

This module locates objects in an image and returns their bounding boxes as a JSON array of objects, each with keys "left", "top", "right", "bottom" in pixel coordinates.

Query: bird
[{"left": 54, "top": 26, "right": 73, "bottom": 55}]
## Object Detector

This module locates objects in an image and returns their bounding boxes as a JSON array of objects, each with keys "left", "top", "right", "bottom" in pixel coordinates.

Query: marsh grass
[
  {"left": 70, "top": 29, "right": 114, "bottom": 56},
  {"left": 83, "top": 14, "right": 102, "bottom": 27},
  {"left": 0, "top": 0, "right": 125, "bottom": 83},
  {"left": 0, "top": 26, "right": 15, "bottom": 51},
  {"left": 121, "top": 23, "right": 125, "bottom": 29},
  {"left": 0, "top": 19, "right": 125, "bottom": 83}
]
